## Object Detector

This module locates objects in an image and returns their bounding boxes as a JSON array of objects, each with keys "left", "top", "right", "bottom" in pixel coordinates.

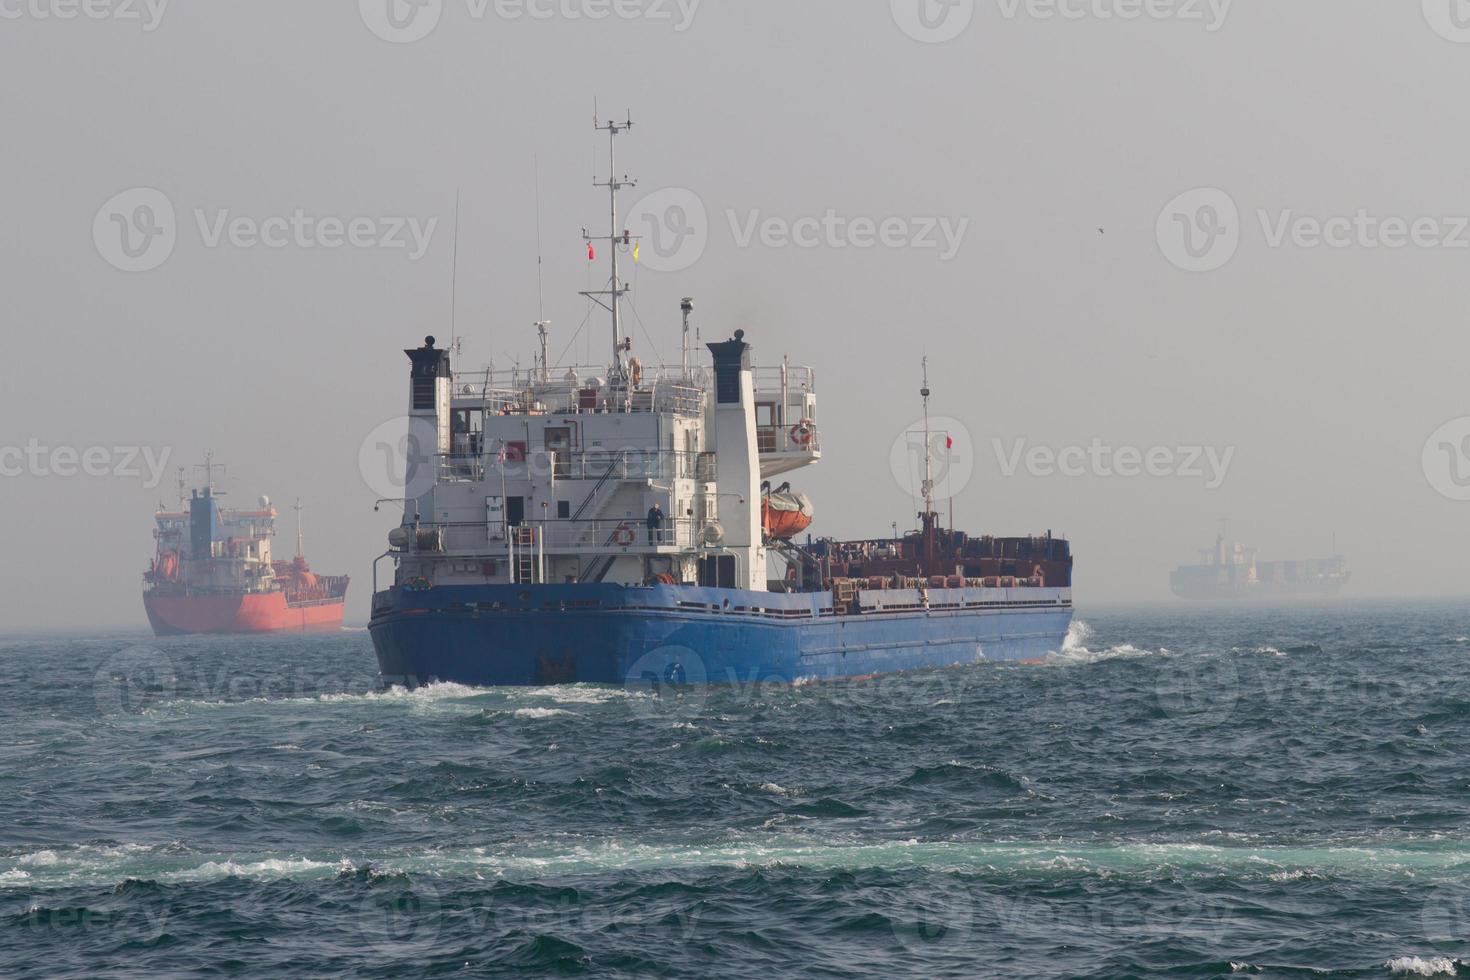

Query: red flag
[
  {"left": 587, "top": 243, "right": 596, "bottom": 261},
  {"left": 945, "top": 435, "right": 954, "bottom": 449}
]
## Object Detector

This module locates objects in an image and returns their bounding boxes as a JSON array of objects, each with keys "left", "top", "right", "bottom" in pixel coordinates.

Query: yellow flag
[{"left": 632, "top": 241, "right": 641, "bottom": 263}]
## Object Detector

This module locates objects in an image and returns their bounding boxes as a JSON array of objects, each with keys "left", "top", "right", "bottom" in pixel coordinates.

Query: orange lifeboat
[{"left": 762, "top": 489, "right": 814, "bottom": 539}]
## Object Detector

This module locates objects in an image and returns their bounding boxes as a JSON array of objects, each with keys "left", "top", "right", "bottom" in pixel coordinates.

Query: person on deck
[{"left": 646, "top": 502, "right": 664, "bottom": 546}]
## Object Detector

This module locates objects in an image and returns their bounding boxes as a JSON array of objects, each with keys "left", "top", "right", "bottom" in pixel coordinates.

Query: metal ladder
[{"left": 510, "top": 526, "right": 538, "bottom": 584}]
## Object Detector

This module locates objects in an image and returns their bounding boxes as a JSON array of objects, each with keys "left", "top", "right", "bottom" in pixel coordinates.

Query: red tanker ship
[{"left": 143, "top": 466, "right": 348, "bottom": 635}]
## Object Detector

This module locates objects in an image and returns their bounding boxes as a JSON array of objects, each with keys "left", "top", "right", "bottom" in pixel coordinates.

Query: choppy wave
[{"left": 11, "top": 604, "right": 1470, "bottom": 978}]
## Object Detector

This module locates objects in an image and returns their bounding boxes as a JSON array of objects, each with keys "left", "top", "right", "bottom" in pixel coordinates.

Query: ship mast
[
  {"left": 919, "top": 359, "right": 937, "bottom": 574},
  {"left": 581, "top": 112, "right": 637, "bottom": 380},
  {"left": 194, "top": 452, "right": 224, "bottom": 495},
  {"left": 293, "top": 498, "right": 305, "bottom": 558}
]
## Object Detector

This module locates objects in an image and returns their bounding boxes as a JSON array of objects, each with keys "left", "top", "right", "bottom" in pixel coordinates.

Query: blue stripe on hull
[{"left": 368, "top": 583, "right": 1072, "bottom": 688}]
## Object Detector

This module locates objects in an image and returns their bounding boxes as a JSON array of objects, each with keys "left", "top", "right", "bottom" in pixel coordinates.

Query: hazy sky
[{"left": 4, "top": 0, "right": 1470, "bottom": 630}]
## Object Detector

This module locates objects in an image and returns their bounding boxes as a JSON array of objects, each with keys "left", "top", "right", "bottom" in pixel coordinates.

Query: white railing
[
  {"left": 436, "top": 450, "right": 716, "bottom": 484},
  {"left": 412, "top": 518, "right": 705, "bottom": 556}
]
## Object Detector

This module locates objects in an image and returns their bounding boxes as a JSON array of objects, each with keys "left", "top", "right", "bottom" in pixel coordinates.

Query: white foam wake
[
  {"left": 1386, "top": 957, "right": 1458, "bottom": 977},
  {"left": 1049, "top": 620, "right": 1158, "bottom": 664},
  {"left": 11, "top": 838, "right": 1470, "bottom": 891}
]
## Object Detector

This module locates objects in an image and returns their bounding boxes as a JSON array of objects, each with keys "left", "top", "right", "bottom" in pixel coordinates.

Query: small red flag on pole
[{"left": 587, "top": 243, "right": 596, "bottom": 261}]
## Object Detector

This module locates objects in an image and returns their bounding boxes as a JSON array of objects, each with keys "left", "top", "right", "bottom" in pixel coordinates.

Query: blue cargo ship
[{"left": 368, "top": 117, "right": 1073, "bottom": 687}]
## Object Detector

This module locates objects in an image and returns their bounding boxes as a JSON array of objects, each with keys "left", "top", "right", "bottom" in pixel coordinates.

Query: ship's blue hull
[{"left": 368, "top": 583, "right": 1073, "bottom": 688}]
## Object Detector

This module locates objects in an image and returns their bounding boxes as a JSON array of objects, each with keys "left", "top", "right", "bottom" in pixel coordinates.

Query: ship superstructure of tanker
[
  {"left": 143, "top": 460, "right": 349, "bottom": 635},
  {"left": 1170, "top": 528, "right": 1349, "bottom": 601},
  {"left": 367, "top": 116, "right": 1074, "bottom": 687}
]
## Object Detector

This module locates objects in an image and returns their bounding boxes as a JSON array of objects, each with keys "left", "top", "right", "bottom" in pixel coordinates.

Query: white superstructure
[{"left": 385, "top": 119, "right": 821, "bottom": 594}]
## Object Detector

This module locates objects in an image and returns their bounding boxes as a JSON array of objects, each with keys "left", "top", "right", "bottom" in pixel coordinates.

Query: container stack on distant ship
[
  {"left": 143, "top": 462, "right": 348, "bottom": 635},
  {"left": 1171, "top": 530, "right": 1349, "bottom": 601}
]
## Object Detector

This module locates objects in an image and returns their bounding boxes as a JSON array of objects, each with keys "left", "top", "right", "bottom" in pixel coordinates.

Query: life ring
[
  {"left": 613, "top": 524, "right": 636, "bottom": 546},
  {"left": 789, "top": 420, "right": 815, "bottom": 446}
]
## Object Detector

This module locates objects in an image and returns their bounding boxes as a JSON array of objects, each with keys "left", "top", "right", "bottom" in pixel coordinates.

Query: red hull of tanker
[{"left": 144, "top": 592, "right": 345, "bottom": 636}]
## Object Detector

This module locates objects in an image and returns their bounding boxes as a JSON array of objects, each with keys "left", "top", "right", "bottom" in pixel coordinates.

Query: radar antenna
[{"left": 193, "top": 452, "right": 225, "bottom": 494}]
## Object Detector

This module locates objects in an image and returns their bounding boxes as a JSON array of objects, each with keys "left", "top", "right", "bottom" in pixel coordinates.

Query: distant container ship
[
  {"left": 1170, "top": 531, "right": 1349, "bottom": 601},
  {"left": 143, "top": 465, "right": 348, "bottom": 635}
]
